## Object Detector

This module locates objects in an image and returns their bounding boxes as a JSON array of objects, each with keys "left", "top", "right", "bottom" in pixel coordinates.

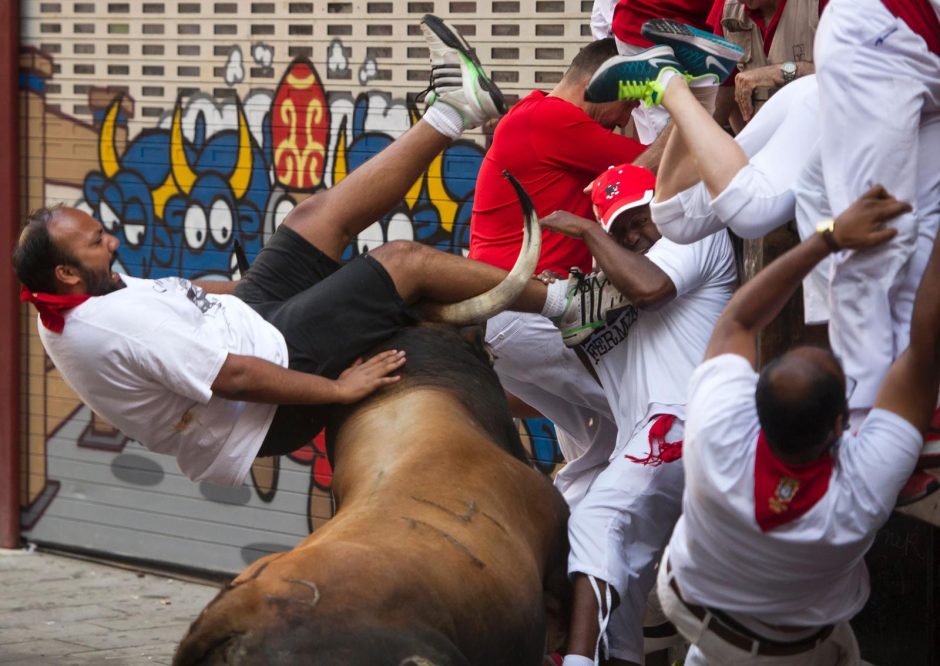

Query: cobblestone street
[{"left": 0, "top": 548, "right": 220, "bottom": 665}]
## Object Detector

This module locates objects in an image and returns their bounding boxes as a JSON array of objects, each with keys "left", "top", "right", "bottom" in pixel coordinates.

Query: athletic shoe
[
  {"left": 552, "top": 268, "right": 632, "bottom": 347},
  {"left": 584, "top": 46, "right": 683, "bottom": 106},
  {"left": 896, "top": 469, "right": 940, "bottom": 507},
  {"left": 419, "top": 14, "right": 506, "bottom": 128},
  {"left": 641, "top": 18, "right": 744, "bottom": 85}
]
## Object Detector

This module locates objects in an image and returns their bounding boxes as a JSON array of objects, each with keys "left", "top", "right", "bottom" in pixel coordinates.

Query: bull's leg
[{"left": 368, "top": 240, "right": 549, "bottom": 315}]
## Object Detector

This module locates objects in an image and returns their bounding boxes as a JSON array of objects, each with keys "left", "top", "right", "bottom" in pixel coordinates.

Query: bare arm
[
  {"left": 705, "top": 185, "right": 909, "bottom": 367},
  {"left": 211, "top": 350, "right": 406, "bottom": 405},
  {"left": 631, "top": 122, "right": 673, "bottom": 176},
  {"left": 873, "top": 228, "right": 940, "bottom": 433},
  {"left": 192, "top": 279, "right": 239, "bottom": 295},
  {"left": 541, "top": 211, "right": 675, "bottom": 308}
]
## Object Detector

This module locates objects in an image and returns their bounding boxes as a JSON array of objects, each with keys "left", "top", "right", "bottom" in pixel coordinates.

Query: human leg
[
  {"left": 817, "top": 0, "right": 940, "bottom": 408},
  {"left": 565, "top": 417, "right": 685, "bottom": 665},
  {"left": 485, "top": 311, "right": 618, "bottom": 507},
  {"left": 279, "top": 16, "right": 503, "bottom": 264}
]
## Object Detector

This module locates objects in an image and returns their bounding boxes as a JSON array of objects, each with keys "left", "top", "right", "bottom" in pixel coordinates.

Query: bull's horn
[
  {"left": 98, "top": 98, "right": 122, "bottom": 179},
  {"left": 170, "top": 102, "right": 197, "bottom": 195},
  {"left": 430, "top": 171, "right": 541, "bottom": 324},
  {"left": 229, "top": 100, "right": 253, "bottom": 200}
]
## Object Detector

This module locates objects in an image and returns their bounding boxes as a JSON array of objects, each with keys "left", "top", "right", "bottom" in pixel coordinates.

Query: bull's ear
[{"left": 456, "top": 324, "right": 495, "bottom": 365}]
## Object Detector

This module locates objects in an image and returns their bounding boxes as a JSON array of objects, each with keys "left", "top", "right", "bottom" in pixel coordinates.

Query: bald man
[{"left": 656, "top": 184, "right": 940, "bottom": 664}]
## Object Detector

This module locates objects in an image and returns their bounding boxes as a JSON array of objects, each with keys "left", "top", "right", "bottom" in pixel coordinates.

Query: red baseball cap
[{"left": 590, "top": 164, "right": 656, "bottom": 232}]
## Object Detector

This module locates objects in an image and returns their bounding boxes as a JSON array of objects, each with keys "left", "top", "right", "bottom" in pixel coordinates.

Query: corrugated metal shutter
[{"left": 19, "top": 0, "right": 587, "bottom": 575}]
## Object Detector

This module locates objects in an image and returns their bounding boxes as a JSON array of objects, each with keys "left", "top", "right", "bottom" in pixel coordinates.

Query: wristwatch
[
  {"left": 816, "top": 219, "right": 840, "bottom": 252},
  {"left": 781, "top": 61, "right": 798, "bottom": 85}
]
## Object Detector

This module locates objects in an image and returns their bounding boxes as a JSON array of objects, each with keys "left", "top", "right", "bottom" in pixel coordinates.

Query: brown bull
[
  {"left": 173, "top": 326, "right": 571, "bottom": 666},
  {"left": 173, "top": 176, "right": 571, "bottom": 665}
]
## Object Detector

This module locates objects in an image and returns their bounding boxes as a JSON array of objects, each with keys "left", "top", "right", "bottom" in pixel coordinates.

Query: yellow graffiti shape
[
  {"left": 229, "top": 103, "right": 253, "bottom": 200},
  {"left": 427, "top": 151, "right": 458, "bottom": 233},
  {"left": 99, "top": 100, "right": 121, "bottom": 179},
  {"left": 274, "top": 98, "right": 326, "bottom": 189}
]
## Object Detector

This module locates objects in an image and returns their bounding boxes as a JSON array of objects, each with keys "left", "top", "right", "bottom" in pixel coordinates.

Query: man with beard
[{"left": 11, "top": 16, "right": 585, "bottom": 488}]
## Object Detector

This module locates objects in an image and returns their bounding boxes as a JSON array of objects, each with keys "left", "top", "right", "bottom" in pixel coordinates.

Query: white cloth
[
  {"left": 667, "top": 353, "right": 923, "bottom": 626},
  {"left": 657, "top": 548, "right": 861, "bottom": 666},
  {"left": 651, "top": 74, "right": 821, "bottom": 245},
  {"left": 581, "top": 232, "right": 737, "bottom": 447},
  {"left": 816, "top": 0, "right": 940, "bottom": 408},
  {"left": 568, "top": 416, "right": 686, "bottom": 663},
  {"left": 591, "top": 0, "right": 617, "bottom": 39},
  {"left": 565, "top": 233, "right": 735, "bottom": 662},
  {"left": 484, "top": 310, "right": 619, "bottom": 506},
  {"left": 39, "top": 276, "right": 287, "bottom": 486}
]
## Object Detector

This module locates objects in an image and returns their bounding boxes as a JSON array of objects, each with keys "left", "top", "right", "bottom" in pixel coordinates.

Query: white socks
[
  {"left": 561, "top": 655, "right": 595, "bottom": 666},
  {"left": 540, "top": 279, "right": 569, "bottom": 319},
  {"left": 423, "top": 102, "right": 464, "bottom": 140}
]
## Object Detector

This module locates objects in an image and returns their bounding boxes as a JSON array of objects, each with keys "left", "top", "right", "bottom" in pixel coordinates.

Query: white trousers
[
  {"left": 657, "top": 551, "right": 861, "bottom": 666},
  {"left": 651, "top": 75, "right": 820, "bottom": 245},
  {"left": 816, "top": 0, "right": 940, "bottom": 408},
  {"left": 567, "top": 417, "right": 685, "bottom": 663},
  {"left": 484, "top": 310, "right": 618, "bottom": 507}
]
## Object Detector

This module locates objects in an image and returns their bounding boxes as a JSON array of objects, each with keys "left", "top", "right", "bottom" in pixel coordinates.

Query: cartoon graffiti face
[{"left": 83, "top": 97, "right": 271, "bottom": 280}]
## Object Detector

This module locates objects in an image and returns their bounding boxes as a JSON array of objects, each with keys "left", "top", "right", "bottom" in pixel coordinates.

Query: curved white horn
[{"left": 431, "top": 171, "right": 541, "bottom": 324}]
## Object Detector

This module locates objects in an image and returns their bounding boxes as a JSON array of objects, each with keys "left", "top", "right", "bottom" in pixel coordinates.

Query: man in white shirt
[
  {"left": 540, "top": 163, "right": 737, "bottom": 666},
  {"left": 12, "top": 18, "right": 582, "bottom": 488},
  {"left": 658, "top": 184, "right": 938, "bottom": 664}
]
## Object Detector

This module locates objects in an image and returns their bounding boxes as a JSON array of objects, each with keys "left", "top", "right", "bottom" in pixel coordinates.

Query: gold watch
[{"left": 816, "top": 219, "right": 840, "bottom": 252}]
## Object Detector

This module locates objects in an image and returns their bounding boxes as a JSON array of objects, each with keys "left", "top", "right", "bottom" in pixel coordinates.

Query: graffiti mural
[{"left": 20, "top": 45, "right": 562, "bottom": 572}]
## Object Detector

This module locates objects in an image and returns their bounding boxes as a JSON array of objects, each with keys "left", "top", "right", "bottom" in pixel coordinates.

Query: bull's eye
[
  {"left": 99, "top": 202, "right": 120, "bottom": 232},
  {"left": 184, "top": 206, "right": 208, "bottom": 250},
  {"left": 124, "top": 223, "right": 145, "bottom": 247},
  {"left": 209, "top": 200, "right": 233, "bottom": 246}
]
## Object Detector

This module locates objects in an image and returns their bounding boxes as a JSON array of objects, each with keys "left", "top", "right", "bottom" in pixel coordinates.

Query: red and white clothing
[
  {"left": 612, "top": 0, "right": 714, "bottom": 49},
  {"left": 660, "top": 353, "right": 922, "bottom": 661},
  {"left": 474, "top": 90, "right": 643, "bottom": 510},
  {"left": 567, "top": 232, "right": 736, "bottom": 663},
  {"left": 38, "top": 276, "right": 286, "bottom": 486},
  {"left": 470, "top": 91, "right": 643, "bottom": 276},
  {"left": 816, "top": 0, "right": 940, "bottom": 409}
]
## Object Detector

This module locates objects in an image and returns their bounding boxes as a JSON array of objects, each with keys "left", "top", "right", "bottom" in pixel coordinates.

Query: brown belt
[{"left": 666, "top": 565, "right": 834, "bottom": 657}]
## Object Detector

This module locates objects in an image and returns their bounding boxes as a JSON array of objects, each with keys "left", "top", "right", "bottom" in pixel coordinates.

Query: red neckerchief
[
  {"left": 746, "top": 1, "right": 787, "bottom": 54},
  {"left": 754, "top": 431, "right": 833, "bottom": 532},
  {"left": 625, "top": 414, "right": 683, "bottom": 466},
  {"left": 20, "top": 285, "right": 93, "bottom": 333}
]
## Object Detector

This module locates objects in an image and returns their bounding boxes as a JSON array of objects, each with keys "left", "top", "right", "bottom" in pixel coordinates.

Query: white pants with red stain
[
  {"left": 816, "top": 0, "right": 940, "bottom": 409},
  {"left": 567, "top": 416, "right": 686, "bottom": 664}
]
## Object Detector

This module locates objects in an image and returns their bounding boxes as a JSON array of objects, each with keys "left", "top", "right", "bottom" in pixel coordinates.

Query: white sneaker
[
  {"left": 419, "top": 14, "right": 506, "bottom": 129},
  {"left": 552, "top": 269, "right": 633, "bottom": 347}
]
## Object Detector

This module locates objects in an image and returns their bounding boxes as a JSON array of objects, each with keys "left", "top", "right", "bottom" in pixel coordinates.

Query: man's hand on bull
[
  {"left": 334, "top": 350, "right": 407, "bottom": 403},
  {"left": 829, "top": 184, "right": 910, "bottom": 252},
  {"left": 541, "top": 210, "right": 596, "bottom": 239}
]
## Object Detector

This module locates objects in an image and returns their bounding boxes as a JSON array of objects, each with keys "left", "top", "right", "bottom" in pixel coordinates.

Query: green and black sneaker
[
  {"left": 585, "top": 45, "right": 683, "bottom": 107},
  {"left": 419, "top": 14, "right": 507, "bottom": 129}
]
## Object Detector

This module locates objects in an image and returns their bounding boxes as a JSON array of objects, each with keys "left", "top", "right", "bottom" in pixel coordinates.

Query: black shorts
[{"left": 234, "top": 226, "right": 416, "bottom": 456}]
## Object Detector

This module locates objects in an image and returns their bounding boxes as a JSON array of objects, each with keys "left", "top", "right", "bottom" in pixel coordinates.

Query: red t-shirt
[
  {"left": 470, "top": 91, "right": 644, "bottom": 275},
  {"left": 882, "top": 0, "right": 940, "bottom": 55},
  {"left": 612, "top": 0, "right": 715, "bottom": 48}
]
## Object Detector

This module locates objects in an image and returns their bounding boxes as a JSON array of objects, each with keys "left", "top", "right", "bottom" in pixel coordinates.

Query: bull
[{"left": 172, "top": 177, "right": 572, "bottom": 666}]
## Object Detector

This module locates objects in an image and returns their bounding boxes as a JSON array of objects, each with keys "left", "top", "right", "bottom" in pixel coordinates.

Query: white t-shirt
[
  {"left": 668, "top": 353, "right": 923, "bottom": 625},
  {"left": 580, "top": 232, "right": 737, "bottom": 448},
  {"left": 39, "top": 276, "right": 289, "bottom": 486}
]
